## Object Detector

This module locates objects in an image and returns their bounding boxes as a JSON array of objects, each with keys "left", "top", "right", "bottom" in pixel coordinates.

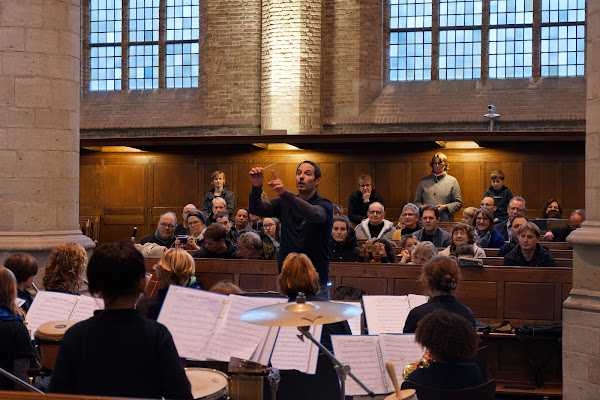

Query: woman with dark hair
[
  {"left": 49, "top": 241, "right": 192, "bottom": 399},
  {"left": 276, "top": 253, "right": 351, "bottom": 400},
  {"left": 403, "top": 256, "right": 476, "bottom": 333},
  {"left": 439, "top": 223, "right": 486, "bottom": 258},
  {"left": 402, "top": 310, "right": 483, "bottom": 391},
  {"left": 543, "top": 198, "right": 563, "bottom": 219},
  {"left": 473, "top": 208, "right": 504, "bottom": 249},
  {"left": 360, "top": 238, "right": 397, "bottom": 263},
  {"left": 43, "top": 243, "right": 87, "bottom": 294},
  {"left": 329, "top": 216, "right": 360, "bottom": 262},
  {"left": 4, "top": 253, "right": 39, "bottom": 312}
]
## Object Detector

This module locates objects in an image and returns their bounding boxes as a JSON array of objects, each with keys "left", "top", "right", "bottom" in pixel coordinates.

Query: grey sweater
[{"left": 414, "top": 173, "right": 463, "bottom": 221}]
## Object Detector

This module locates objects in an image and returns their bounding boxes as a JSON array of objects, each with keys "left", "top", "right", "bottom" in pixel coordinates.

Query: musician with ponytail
[{"left": 403, "top": 256, "right": 475, "bottom": 333}]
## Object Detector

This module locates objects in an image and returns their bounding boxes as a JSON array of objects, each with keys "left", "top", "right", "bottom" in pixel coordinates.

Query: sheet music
[
  {"left": 69, "top": 296, "right": 104, "bottom": 322},
  {"left": 332, "top": 301, "right": 362, "bottom": 335},
  {"left": 157, "top": 286, "right": 227, "bottom": 361},
  {"left": 362, "top": 295, "right": 411, "bottom": 334},
  {"left": 408, "top": 294, "right": 428, "bottom": 309},
  {"left": 250, "top": 326, "right": 280, "bottom": 366},
  {"left": 15, "top": 298, "right": 26, "bottom": 308},
  {"left": 206, "top": 295, "right": 287, "bottom": 362},
  {"left": 270, "top": 325, "right": 322, "bottom": 374},
  {"left": 379, "top": 334, "right": 424, "bottom": 385},
  {"left": 331, "top": 335, "right": 389, "bottom": 396},
  {"left": 25, "top": 291, "right": 78, "bottom": 338}
]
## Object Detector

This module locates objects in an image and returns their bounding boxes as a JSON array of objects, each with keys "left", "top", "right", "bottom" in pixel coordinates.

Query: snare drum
[
  {"left": 34, "top": 320, "right": 75, "bottom": 370},
  {"left": 185, "top": 368, "right": 229, "bottom": 400},
  {"left": 384, "top": 389, "right": 417, "bottom": 400}
]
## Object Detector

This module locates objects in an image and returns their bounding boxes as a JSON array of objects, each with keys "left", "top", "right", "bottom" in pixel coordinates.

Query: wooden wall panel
[
  {"left": 103, "top": 164, "right": 146, "bottom": 208},
  {"left": 561, "top": 161, "right": 585, "bottom": 211},
  {"left": 504, "top": 282, "right": 556, "bottom": 320},
  {"left": 339, "top": 161, "right": 372, "bottom": 211},
  {"left": 153, "top": 162, "right": 199, "bottom": 207},
  {"left": 80, "top": 161, "right": 103, "bottom": 215},
  {"left": 374, "top": 162, "right": 412, "bottom": 217},
  {"left": 522, "top": 162, "right": 563, "bottom": 217}
]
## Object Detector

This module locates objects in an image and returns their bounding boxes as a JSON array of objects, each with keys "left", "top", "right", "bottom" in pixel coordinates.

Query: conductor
[{"left": 249, "top": 161, "right": 333, "bottom": 293}]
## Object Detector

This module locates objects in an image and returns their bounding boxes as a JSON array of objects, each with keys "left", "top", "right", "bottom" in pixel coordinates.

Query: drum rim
[{"left": 185, "top": 367, "right": 229, "bottom": 399}]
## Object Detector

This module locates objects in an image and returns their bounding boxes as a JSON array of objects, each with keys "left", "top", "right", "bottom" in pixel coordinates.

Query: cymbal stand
[
  {"left": 0, "top": 366, "right": 44, "bottom": 393},
  {"left": 297, "top": 326, "right": 376, "bottom": 400}
]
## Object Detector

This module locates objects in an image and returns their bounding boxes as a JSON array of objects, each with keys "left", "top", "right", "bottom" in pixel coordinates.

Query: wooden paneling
[
  {"left": 152, "top": 162, "right": 199, "bottom": 207},
  {"left": 103, "top": 163, "right": 146, "bottom": 208},
  {"left": 374, "top": 162, "right": 412, "bottom": 216},
  {"left": 504, "top": 282, "right": 556, "bottom": 320},
  {"left": 456, "top": 281, "right": 497, "bottom": 318}
]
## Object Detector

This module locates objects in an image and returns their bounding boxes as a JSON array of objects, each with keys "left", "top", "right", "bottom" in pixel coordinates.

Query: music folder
[{"left": 361, "top": 294, "right": 428, "bottom": 334}]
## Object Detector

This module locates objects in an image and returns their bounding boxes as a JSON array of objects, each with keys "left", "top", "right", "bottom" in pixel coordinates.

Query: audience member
[
  {"left": 249, "top": 212, "right": 262, "bottom": 231},
  {"left": 411, "top": 241, "right": 438, "bottom": 265},
  {"left": 208, "top": 197, "right": 228, "bottom": 224},
  {"left": 402, "top": 310, "right": 483, "bottom": 391},
  {"left": 498, "top": 216, "right": 528, "bottom": 257},
  {"left": 141, "top": 248, "right": 201, "bottom": 320},
  {"left": 49, "top": 241, "right": 192, "bottom": 399},
  {"left": 140, "top": 212, "right": 177, "bottom": 248},
  {"left": 399, "top": 235, "right": 419, "bottom": 264},
  {"left": 494, "top": 195, "right": 526, "bottom": 242},
  {"left": 544, "top": 209, "right": 585, "bottom": 241},
  {"left": 209, "top": 281, "right": 243, "bottom": 295},
  {"left": 473, "top": 208, "right": 505, "bottom": 248},
  {"left": 332, "top": 204, "right": 343, "bottom": 217},
  {"left": 214, "top": 211, "right": 234, "bottom": 242},
  {"left": 413, "top": 205, "right": 451, "bottom": 248},
  {"left": 276, "top": 253, "right": 351, "bottom": 400},
  {"left": 504, "top": 222, "right": 556, "bottom": 267},
  {"left": 43, "top": 243, "right": 87, "bottom": 294},
  {"left": 192, "top": 223, "right": 237, "bottom": 259},
  {"left": 461, "top": 206, "right": 478, "bottom": 225},
  {"left": 174, "top": 203, "right": 198, "bottom": 236},
  {"left": 236, "top": 232, "right": 264, "bottom": 259},
  {"left": 183, "top": 210, "right": 207, "bottom": 250},
  {"left": 354, "top": 202, "right": 395, "bottom": 241},
  {"left": 404, "top": 256, "right": 476, "bottom": 333},
  {"left": 360, "top": 238, "right": 397, "bottom": 263},
  {"left": 0, "top": 266, "right": 35, "bottom": 390},
  {"left": 415, "top": 153, "right": 463, "bottom": 221},
  {"left": 439, "top": 223, "right": 486, "bottom": 258},
  {"left": 393, "top": 203, "right": 421, "bottom": 240},
  {"left": 261, "top": 217, "right": 280, "bottom": 260},
  {"left": 479, "top": 196, "right": 497, "bottom": 221},
  {"left": 483, "top": 169, "right": 513, "bottom": 223},
  {"left": 230, "top": 208, "right": 254, "bottom": 243},
  {"left": 4, "top": 253, "right": 38, "bottom": 312},
  {"left": 348, "top": 174, "right": 385, "bottom": 225},
  {"left": 202, "top": 170, "right": 235, "bottom": 216},
  {"left": 543, "top": 198, "right": 563, "bottom": 219},
  {"left": 329, "top": 216, "right": 360, "bottom": 262}
]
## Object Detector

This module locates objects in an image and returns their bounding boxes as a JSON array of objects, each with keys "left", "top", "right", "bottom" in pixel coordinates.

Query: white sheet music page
[
  {"left": 332, "top": 301, "right": 362, "bottom": 335},
  {"left": 69, "top": 296, "right": 104, "bottom": 322},
  {"left": 206, "top": 295, "right": 287, "bottom": 362},
  {"left": 379, "top": 334, "right": 424, "bottom": 385},
  {"left": 270, "top": 325, "right": 322, "bottom": 374},
  {"left": 25, "top": 291, "right": 78, "bottom": 338},
  {"left": 250, "top": 326, "right": 279, "bottom": 366},
  {"left": 157, "top": 286, "right": 227, "bottom": 361},
  {"left": 407, "top": 294, "right": 429, "bottom": 309},
  {"left": 331, "top": 335, "right": 388, "bottom": 396},
  {"left": 362, "top": 295, "right": 411, "bottom": 334}
]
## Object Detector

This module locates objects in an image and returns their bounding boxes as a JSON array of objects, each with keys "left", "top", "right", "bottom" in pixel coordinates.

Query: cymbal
[{"left": 240, "top": 300, "right": 362, "bottom": 327}]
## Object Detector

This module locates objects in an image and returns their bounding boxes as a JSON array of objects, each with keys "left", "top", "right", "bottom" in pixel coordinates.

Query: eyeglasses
[
  {"left": 159, "top": 222, "right": 176, "bottom": 228},
  {"left": 368, "top": 210, "right": 383, "bottom": 215}
]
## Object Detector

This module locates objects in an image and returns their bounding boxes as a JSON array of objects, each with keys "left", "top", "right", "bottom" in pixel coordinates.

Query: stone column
[
  {"left": 0, "top": 0, "right": 94, "bottom": 269},
  {"left": 261, "top": 0, "right": 321, "bottom": 134},
  {"left": 563, "top": 2, "right": 600, "bottom": 398}
]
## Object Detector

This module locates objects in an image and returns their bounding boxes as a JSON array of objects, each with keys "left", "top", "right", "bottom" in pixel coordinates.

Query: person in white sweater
[{"left": 354, "top": 202, "right": 396, "bottom": 241}]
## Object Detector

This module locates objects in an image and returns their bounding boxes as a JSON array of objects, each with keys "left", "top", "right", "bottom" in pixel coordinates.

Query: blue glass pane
[
  {"left": 541, "top": 26, "right": 585, "bottom": 77},
  {"left": 439, "top": 28, "right": 481, "bottom": 80},
  {"left": 389, "top": 0, "right": 433, "bottom": 29},
  {"left": 89, "top": 0, "right": 122, "bottom": 44},
  {"left": 166, "top": 43, "right": 200, "bottom": 88},
  {"left": 89, "top": 45, "right": 122, "bottom": 91},
  {"left": 129, "top": 0, "right": 159, "bottom": 42},
  {"left": 440, "top": 0, "right": 482, "bottom": 27},
  {"left": 490, "top": 0, "right": 533, "bottom": 26},
  {"left": 166, "top": 0, "right": 200, "bottom": 41},
  {"left": 489, "top": 28, "right": 532, "bottom": 79},
  {"left": 128, "top": 45, "right": 159, "bottom": 89},
  {"left": 389, "top": 30, "right": 432, "bottom": 81},
  {"left": 542, "top": 0, "right": 585, "bottom": 23}
]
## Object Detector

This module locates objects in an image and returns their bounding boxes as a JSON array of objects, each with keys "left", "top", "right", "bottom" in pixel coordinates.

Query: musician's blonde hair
[
  {"left": 157, "top": 248, "right": 195, "bottom": 286},
  {"left": 0, "top": 266, "right": 19, "bottom": 315}
]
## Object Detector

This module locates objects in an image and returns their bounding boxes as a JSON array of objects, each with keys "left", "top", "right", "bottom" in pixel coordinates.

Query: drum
[
  {"left": 34, "top": 320, "right": 75, "bottom": 370},
  {"left": 185, "top": 368, "right": 229, "bottom": 400},
  {"left": 384, "top": 389, "right": 417, "bottom": 400}
]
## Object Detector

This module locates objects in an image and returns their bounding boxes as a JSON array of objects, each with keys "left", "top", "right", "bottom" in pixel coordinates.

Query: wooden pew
[
  {"left": 0, "top": 392, "right": 126, "bottom": 400},
  {"left": 484, "top": 248, "right": 573, "bottom": 259},
  {"left": 482, "top": 257, "right": 572, "bottom": 268}
]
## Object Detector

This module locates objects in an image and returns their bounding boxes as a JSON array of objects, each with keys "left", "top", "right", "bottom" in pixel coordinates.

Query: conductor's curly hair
[
  {"left": 415, "top": 310, "right": 478, "bottom": 362},
  {"left": 43, "top": 243, "right": 87, "bottom": 293}
]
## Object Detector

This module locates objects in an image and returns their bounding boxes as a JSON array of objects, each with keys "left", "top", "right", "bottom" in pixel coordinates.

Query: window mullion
[
  {"left": 121, "top": 0, "right": 129, "bottom": 91},
  {"left": 481, "top": 0, "right": 490, "bottom": 81},
  {"left": 83, "top": 0, "right": 91, "bottom": 94},
  {"left": 432, "top": 0, "right": 440, "bottom": 80},
  {"left": 159, "top": 0, "right": 166, "bottom": 88},
  {"left": 532, "top": 0, "right": 541, "bottom": 78}
]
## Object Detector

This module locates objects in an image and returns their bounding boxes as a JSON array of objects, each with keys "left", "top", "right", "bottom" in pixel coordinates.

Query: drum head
[
  {"left": 35, "top": 320, "right": 75, "bottom": 341},
  {"left": 185, "top": 368, "right": 229, "bottom": 400}
]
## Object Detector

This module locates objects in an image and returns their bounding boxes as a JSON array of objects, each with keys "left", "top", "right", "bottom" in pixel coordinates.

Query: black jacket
[
  {"left": 192, "top": 240, "right": 237, "bottom": 259},
  {"left": 329, "top": 238, "right": 360, "bottom": 262},
  {"left": 202, "top": 188, "right": 236, "bottom": 216},
  {"left": 484, "top": 185, "right": 513, "bottom": 223},
  {"left": 140, "top": 232, "right": 176, "bottom": 248},
  {"left": 503, "top": 244, "right": 556, "bottom": 267},
  {"left": 347, "top": 190, "right": 385, "bottom": 225},
  {"left": 0, "top": 311, "right": 35, "bottom": 390},
  {"left": 403, "top": 295, "right": 476, "bottom": 334},
  {"left": 402, "top": 361, "right": 484, "bottom": 391}
]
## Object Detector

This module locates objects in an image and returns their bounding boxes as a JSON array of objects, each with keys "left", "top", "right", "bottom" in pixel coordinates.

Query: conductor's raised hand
[
  {"left": 268, "top": 178, "right": 287, "bottom": 196},
  {"left": 249, "top": 167, "right": 264, "bottom": 187}
]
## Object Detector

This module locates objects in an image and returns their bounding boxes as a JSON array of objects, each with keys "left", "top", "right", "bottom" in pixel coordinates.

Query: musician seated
[
  {"left": 402, "top": 310, "right": 483, "bottom": 391},
  {"left": 329, "top": 216, "right": 360, "bottom": 262},
  {"left": 42, "top": 243, "right": 87, "bottom": 295},
  {"left": 235, "top": 232, "right": 265, "bottom": 259},
  {"left": 191, "top": 223, "right": 237, "bottom": 259},
  {"left": 0, "top": 266, "right": 35, "bottom": 390},
  {"left": 49, "top": 241, "right": 192, "bottom": 399},
  {"left": 498, "top": 216, "right": 528, "bottom": 257},
  {"left": 139, "top": 248, "right": 202, "bottom": 320},
  {"left": 503, "top": 222, "right": 556, "bottom": 267},
  {"left": 276, "top": 252, "right": 351, "bottom": 400},
  {"left": 403, "top": 256, "right": 475, "bottom": 333},
  {"left": 4, "top": 253, "right": 39, "bottom": 312},
  {"left": 439, "top": 223, "right": 486, "bottom": 258},
  {"left": 360, "top": 238, "right": 397, "bottom": 263},
  {"left": 410, "top": 241, "right": 437, "bottom": 265}
]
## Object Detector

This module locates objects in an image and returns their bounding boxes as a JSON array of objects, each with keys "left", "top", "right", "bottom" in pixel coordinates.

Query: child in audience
[
  {"left": 0, "top": 266, "right": 35, "bottom": 390},
  {"left": 42, "top": 243, "right": 87, "bottom": 294},
  {"left": 4, "top": 253, "right": 39, "bottom": 312},
  {"left": 402, "top": 310, "right": 483, "bottom": 391},
  {"left": 49, "top": 241, "right": 192, "bottom": 399},
  {"left": 410, "top": 241, "right": 438, "bottom": 265},
  {"left": 399, "top": 235, "right": 419, "bottom": 264},
  {"left": 461, "top": 207, "right": 478, "bottom": 225},
  {"left": 360, "top": 238, "right": 397, "bottom": 263},
  {"left": 484, "top": 170, "right": 513, "bottom": 223}
]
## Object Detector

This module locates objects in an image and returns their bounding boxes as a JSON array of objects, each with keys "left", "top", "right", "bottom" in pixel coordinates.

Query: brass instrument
[{"left": 402, "top": 350, "right": 432, "bottom": 380}]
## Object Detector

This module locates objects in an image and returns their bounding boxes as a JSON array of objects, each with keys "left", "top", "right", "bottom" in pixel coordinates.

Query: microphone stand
[
  {"left": 296, "top": 326, "right": 376, "bottom": 400},
  {"left": 0, "top": 366, "right": 44, "bottom": 394}
]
